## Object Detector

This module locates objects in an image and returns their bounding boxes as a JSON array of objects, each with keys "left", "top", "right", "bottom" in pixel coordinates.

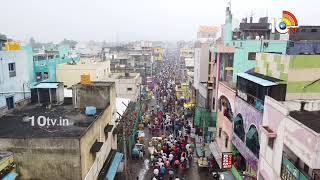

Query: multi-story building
[
  {"left": 56, "top": 58, "right": 110, "bottom": 88},
  {"left": 207, "top": 5, "right": 289, "bottom": 176},
  {"left": 197, "top": 25, "right": 219, "bottom": 41},
  {"left": 193, "top": 42, "right": 210, "bottom": 108},
  {"left": 33, "top": 45, "right": 80, "bottom": 83},
  {"left": 0, "top": 44, "right": 34, "bottom": 115},
  {"left": 107, "top": 73, "right": 141, "bottom": 102},
  {"left": 0, "top": 81, "right": 119, "bottom": 180},
  {"left": 259, "top": 97, "right": 320, "bottom": 180}
]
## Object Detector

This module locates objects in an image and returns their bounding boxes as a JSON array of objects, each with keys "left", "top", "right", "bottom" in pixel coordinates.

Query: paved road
[{"left": 127, "top": 99, "right": 213, "bottom": 180}]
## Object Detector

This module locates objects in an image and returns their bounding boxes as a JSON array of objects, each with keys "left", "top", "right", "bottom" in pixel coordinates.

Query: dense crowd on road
[{"left": 139, "top": 61, "right": 194, "bottom": 180}]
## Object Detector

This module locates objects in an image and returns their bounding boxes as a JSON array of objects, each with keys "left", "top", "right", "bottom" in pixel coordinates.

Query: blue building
[{"left": 33, "top": 45, "right": 80, "bottom": 83}]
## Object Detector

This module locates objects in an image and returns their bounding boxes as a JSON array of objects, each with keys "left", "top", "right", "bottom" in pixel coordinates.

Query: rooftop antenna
[{"left": 228, "top": 0, "right": 231, "bottom": 10}]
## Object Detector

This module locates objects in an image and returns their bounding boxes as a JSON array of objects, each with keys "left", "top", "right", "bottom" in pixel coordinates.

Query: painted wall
[
  {"left": 232, "top": 97, "right": 263, "bottom": 172},
  {"left": 256, "top": 53, "right": 320, "bottom": 100},
  {"left": 33, "top": 56, "right": 80, "bottom": 83},
  {"left": 56, "top": 61, "right": 110, "bottom": 87},
  {"left": 234, "top": 97, "right": 263, "bottom": 134},
  {"left": 259, "top": 96, "right": 320, "bottom": 180},
  {"left": 216, "top": 111, "right": 233, "bottom": 152},
  {"left": 0, "top": 138, "right": 81, "bottom": 180},
  {"left": 108, "top": 73, "right": 141, "bottom": 102},
  {"left": 0, "top": 50, "right": 31, "bottom": 112},
  {"left": 194, "top": 43, "right": 209, "bottom": 89},
  {"left": 232, "top": 40, "right": 287, "bottom": 83},
  {"left": 80, "top": 99, "right": 116, "bottom": 180},
  {"left": 33, "top": 46, "right": 80, "bottom": 83}
]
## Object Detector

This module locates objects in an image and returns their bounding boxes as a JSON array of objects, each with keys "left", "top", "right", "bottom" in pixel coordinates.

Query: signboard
[{"left": 222, "top": 152, "right": 233, "bottom": 169}]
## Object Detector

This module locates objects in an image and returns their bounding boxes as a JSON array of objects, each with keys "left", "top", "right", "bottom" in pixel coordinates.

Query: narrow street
[{"left": 127, "top": 59, "right": 214, "bottom": 180}]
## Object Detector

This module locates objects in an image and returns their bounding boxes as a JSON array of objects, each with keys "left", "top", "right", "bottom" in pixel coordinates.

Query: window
[
  {"left": 225, "top": 136, "right": 229, "bottom": 148},
  {"left": 248, "top": 52, "right": 256, "bottom": 60},
  {"left": 6, "top": 96, "right": 14, "bottom": 109},
  {"left": 8, "top": 63, "right": 16, "bottom": 77},
  {"left": 268, "top": 137, "right": 275, "bottom": 149},
  {"left": 212, "top": 97, "right": 215, "bottom": 110},
  {"left": 127, "top": 88, "right": 132, "bottom": 91},
  {"left": 218, "top": 128, "right": 222, "bottom": 138},
  {"left": 43, "top": 72, "right": 49, "bottom": 79},
  {"left": 36, "top": 72, "right": 42, "bottom": 81},
  {"left": 304, "top": 164, "right": 309, "bottom": 174}
]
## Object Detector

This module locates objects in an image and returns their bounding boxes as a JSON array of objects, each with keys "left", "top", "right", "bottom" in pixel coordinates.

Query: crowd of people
[{"left": 141, "top": 61, "right": 194, "bottom": 180}]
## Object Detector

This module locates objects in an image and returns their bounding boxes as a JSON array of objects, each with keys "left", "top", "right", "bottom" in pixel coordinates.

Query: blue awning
[
  {"left": 106, "top": 152, "right": 123, "bottom": 180},
  {"left": 2, "top": 172, "right": 18, "bottom": 180},
  {"left": 238, "top": 73, "right": 277, "bottom": 87}
]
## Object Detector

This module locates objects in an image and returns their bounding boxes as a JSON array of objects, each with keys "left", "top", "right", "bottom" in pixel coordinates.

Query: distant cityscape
[{"left": 0, "top": 2, "right": 320, "bottom": 180}]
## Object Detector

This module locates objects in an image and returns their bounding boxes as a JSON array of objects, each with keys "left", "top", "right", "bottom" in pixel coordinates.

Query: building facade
[
  {"left": 0, "top": 46, "right": 34, "bottom": 115},
  {"left": 56, "top": 59, "right": 110, "bottom": 87},
  {"left": 0, "top": 82, "right": 118, "bottom": 180},
  {"left": 259, "top": 97, "right": 320, "bottom": 180},
  {"left": 33, "top": 45, "right": 80, "bottom": 83}
]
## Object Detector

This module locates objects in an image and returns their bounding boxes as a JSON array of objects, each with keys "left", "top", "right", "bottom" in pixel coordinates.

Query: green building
[{"left": 33, "top": 45, "right": 80, "bottom": 83}]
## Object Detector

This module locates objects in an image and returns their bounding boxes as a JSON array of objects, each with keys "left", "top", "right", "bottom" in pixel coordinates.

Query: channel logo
[{"left": 271, "top": 11, "right": 299, "bottom": 34}]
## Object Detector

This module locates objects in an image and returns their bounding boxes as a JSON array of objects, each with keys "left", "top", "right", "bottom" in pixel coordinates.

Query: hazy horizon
[{"left": 1, "top": 0, "right": 319, "bottom": 43}]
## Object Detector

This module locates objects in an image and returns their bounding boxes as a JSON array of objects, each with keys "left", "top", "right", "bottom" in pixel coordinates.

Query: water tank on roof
[{"left": 85, "top": 106, "right": 97, "bottom": 116}]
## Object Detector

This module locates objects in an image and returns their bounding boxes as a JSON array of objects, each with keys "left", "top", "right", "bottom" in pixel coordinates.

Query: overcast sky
[{"left": 0, "top": 0, "right": 318, "bottom": 42}]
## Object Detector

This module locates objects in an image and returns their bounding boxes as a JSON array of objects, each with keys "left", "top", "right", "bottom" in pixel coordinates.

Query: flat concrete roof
[
  {"left": 289, "top": 110, "right": 320, "bottom": 133},
  {"left": 0, "top": 102, "right": 103, "bottom": 138}
]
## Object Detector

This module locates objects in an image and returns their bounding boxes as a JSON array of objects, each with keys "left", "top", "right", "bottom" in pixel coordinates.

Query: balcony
[
  {"left": 237, "top": 90, "right": 264, "bottom": 112},
  {"left": 236, "top": 72, "right": 286, "bottom": 112}
]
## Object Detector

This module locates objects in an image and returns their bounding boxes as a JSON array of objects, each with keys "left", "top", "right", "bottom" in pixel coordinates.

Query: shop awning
[
  {"left": 209, "top": 142, "right": 222, "bottom": 168},
  {"left": 238, "top": 73, "right": 277, "bottom": 87},
  {"left": 2, "top": 172, "right": 18, "bottom": 180},
  {"left": 106, "top": 152, "right": 123, "bottom": 180}
]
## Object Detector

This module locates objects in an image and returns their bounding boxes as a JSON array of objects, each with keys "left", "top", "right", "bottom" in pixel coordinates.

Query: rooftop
[
  {"left": 289, "top": 110, "right": 320, "bottom": 133},
  {"left": 0, "top": 151, "right": 12, "bottom": 162},
  {"left": 0, "top": 102, "right": 103, "bottom": 138}
]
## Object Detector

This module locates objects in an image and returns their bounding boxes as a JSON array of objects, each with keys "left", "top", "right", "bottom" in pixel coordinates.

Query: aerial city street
[{"left": 1, "top": 0, "right": 320, "bottom": 180}]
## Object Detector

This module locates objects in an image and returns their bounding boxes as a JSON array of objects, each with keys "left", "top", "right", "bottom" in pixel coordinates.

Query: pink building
[{"left": 259, "top": 96, "right": 320, "bottom": 180}]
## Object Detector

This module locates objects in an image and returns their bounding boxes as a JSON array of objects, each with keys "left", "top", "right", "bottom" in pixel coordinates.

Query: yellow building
[
  {"left": 153, "top": 47, "right": 164, "bottom": 61},
  {"left": 176, "top": 83, "right": 190, "bottom": 100},
  {"left": 56, "top": 59, "right": 110, "bottom": 87}
]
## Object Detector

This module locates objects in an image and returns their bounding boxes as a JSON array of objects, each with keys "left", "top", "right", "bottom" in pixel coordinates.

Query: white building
[
  {"left": 0, "top": 49, "right": 32, "bottom": 115},
  {"left": 107, "top": 73, "right": 141, "bottom": 102},
  {"left": 193, "top": 42, "right": 210, "bottom": 107}
]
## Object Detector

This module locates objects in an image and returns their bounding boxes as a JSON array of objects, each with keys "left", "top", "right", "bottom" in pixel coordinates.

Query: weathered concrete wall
[
  {"left": 73, "top": 83, "right": 111, "bottom": 109},
  {"left": 81, "top": 83, "right": 117, "bottom": 179},
  {"left": 56, "top": 61, "right": 110, "bottom": 87},
  {"left": 0, "top": 138, "right": 81, "bottom": 180}
]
